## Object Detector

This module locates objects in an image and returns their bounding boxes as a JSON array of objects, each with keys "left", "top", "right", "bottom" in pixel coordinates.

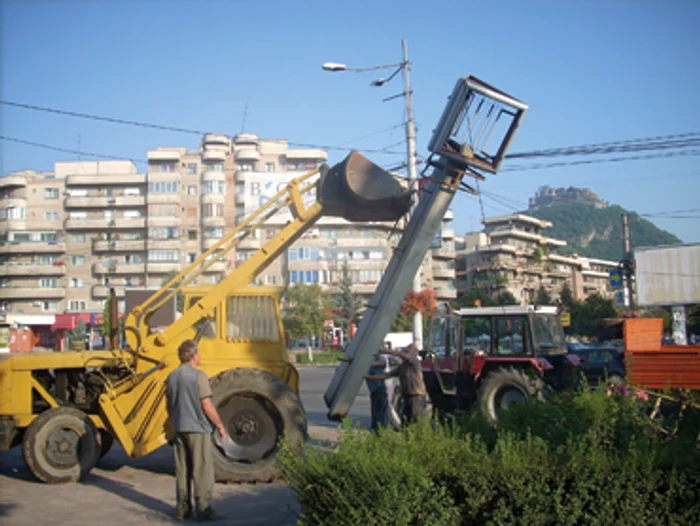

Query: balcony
[
  {"left": 0, "top": 241, "right": 66, "bottom": 254},
  {"left": 202, "top": 149, "right": 227, "bottom": 162},
  {"left": 233, "top": 133, "right": 259, "bottom": 146},
  {"left": 146, "top": 193, "right": 180, "bottom": 205},
  {"left": 443, "top": 209, "right": 454, "bottom": 221},
  {"left": 1, "top": 287, "right": 66, "bottom": 299},
  {"left": 435, "top": 287, "right": 457, "bottom": 300},
  {"left": 201, "top": 261, "right": 227, "bottom": 273},
  {"left": 92, "top": 285, "right": 125, "bottom": 299},
  {"left": 203, "top": 134, "right": 230, "bottom": 147},
  {"left": 64, "top": 217, "right": 108, "bottom": 230},
  {"left": 201, "top": 193, "right": 225, "bottom": 205},
  {"left": 0, "top": 175, "right": 27, "bottom": 188},
  {"left": 285, "top": 149, "right": 327, "bottom": 162},
  {"left": 433, "top": 267, "right": 456, "bottom": 279},
  {"left": 147, "top": 261, "right": 181, "bottom": 274},
  {"left": 202, "top": 237, "right": 223, "bottom": 251},
  {"left": 0, "top": 263, "right": 67, "bottom": 276},
  {"left": 0, "top": 197, "right": 27, "bottom": 208},
  {"left": 442, "top": 228, "right": 455, "bottom": 239},
  {"left": 93, "top": 239, "right": 146, "bottom": 252},
  {"left": 93, "top": 262, "right": 146, "bottom": 274},
  {"left": 148, "top": 238, "right": 180, "bottom": 250},
  {"left": 66, "top": 173, "right": 146, "bottom": 186},
  {"left": 112, "top": 217, "right": 146, "bottom": 229},
  {"left": 432, "top": 247, "right": 455, "bottom": 258},
  {"left": 147, "top": 216, "right": 181, "bottom": 228},
  {"left": 237, "top": 238, "right": 261, "bottom": 250},
  {"left": 202, "top": 216, "right": 226, "bottom": 228},
  {"left": 65, "top": 195, "right": 146, "bottom": 208},
  {"left": 235, "top": 149, "right": 260, "bottom": 161},
  {"left": 147, "top": 149, "right": 181, "bottom": 162},
  {"left": 235, "top": 193, "right": 246, "bottom": 205},
  {"left": 202, "top": 170, "right": 226, "bottom": 182}
]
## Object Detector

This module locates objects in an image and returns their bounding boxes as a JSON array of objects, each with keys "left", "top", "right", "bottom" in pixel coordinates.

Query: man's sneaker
[{"left": 197, "top": 508, "right": 225, "bottom": 522}]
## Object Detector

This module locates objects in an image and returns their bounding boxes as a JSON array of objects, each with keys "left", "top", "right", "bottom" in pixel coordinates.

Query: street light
[{"left": 323, "top": 40, "right": 423, "bottom": 350}]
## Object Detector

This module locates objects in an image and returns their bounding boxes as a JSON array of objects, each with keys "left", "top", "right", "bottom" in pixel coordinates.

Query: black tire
[
  {"left": 22, "top": 406, "right": 101, "bottom": 483},
  {"left": 210, "top": 368, "right": 307, "bottom": 483},
  {"left": 98, "top": 430, "right": 115, "bottom": 460},
  {"left": 478, "top": 367, "right": 544, "bottom": 422}
]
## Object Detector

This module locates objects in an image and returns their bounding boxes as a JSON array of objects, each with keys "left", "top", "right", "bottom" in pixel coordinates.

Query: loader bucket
[{"left": 318, "top": 151, "right": 412, "bottom": 222}]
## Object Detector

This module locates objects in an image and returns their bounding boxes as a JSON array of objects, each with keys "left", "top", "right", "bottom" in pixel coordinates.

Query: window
[
  {"left": 463, "top": 316, "right": 492, "bottom": 353},
  {"left": 187, "top": 163, "right": 198, "bottom": 174},
  {"left": 265, "top": 163, "right": 275, "bottom": 172},
  {"left": 148, "top": 181, "right": 180, "bottom": 194},
  {"left": 226, "top": 296, "right": 280, "bottom": 341},
  {"left": 238, "top": 162, "right": 254, "bottom": 172},
  {"left": 13, "top": 233, "right": 31, "bottom": 242},
  {"left": 187, "top": 253, "right": 196, "bottom": 263},
  {"left": 44, "top": 211, "right": 59, "bottom": 221},
  {"left": 40, "top": 255, "right": 57, "bottom": 265},
  {"left": 40, "top": 232, "right": 59, "bottom": 242},
  {"left": 44, "top": 188, "right": 59, "bottom": 199},
  {"left": 71, "top": 233, "right": 86, "bottom": 243},
  {"left": 495, "top": 317, "right": 526, "bottom": 355},
  {"left": 202, "top": 204, "right": 223, "bottom": 217},
  {"left": 188, "top": 230, "right": 197, "bottom": 240},
  {"left": 68, "top": 300, "right": 87, "bottom": 311},
  {"left": 149, "top": 227, "right": 178, "bottom": 239},
  {"left": 289, "top": 270, "right": 319, "bottom": 284},
  {"left": 69, "top": 211, "right": 87, "bottom": 219},
  {"left": 71, "top": 255, "right": 86, "bottom": 266},
  {"left": 0, "top": 206, "right": 25, "bottom": 221},
  {"left": 70, "top": 277, "right": 85, "bottom": 288},
  {"left": 208, "top": 163, "right": 224, "bottom": 172},
  {"left": 149, "top": 250, "right": 178, "bottom": 262},
  {"left": 187, "top": 185, "right": 197, "bottom": 196},
  {"left": 0, "top": 301, "right": 9, "bottom": 312},
  {"left": 201, "top": 181, "right": 226, "bottom": 195},
  {"left": 40, "top": 277, "right": 57, "bottom": 288},
  {"left": 203, "top": 228, "right": 224, "bottom": 239}
]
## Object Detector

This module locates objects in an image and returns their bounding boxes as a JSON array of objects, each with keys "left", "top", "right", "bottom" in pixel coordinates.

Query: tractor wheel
[
  {"left": 210, "top": 368, "right": 307, "bottom": 483},
  {"left": 478, "top": 367, "right": 544, "bottom": 422},
  {"left": 98, "top": 430, "right": 115, "bottom": 459},
  {"left": 22, "top": 406, "right": 101, "bottom": 483}
]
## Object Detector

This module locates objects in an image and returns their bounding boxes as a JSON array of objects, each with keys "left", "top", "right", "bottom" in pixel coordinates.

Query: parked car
[{"left": 570, "top": 346, "right": 625, "bottom": 387}]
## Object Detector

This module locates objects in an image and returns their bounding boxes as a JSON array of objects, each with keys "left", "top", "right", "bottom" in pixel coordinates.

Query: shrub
[
  {"left": 296, "top": 349, "right": 344, "bottom": 365},
  {"left": 280, "top": 391, "right": 700, "bottom": 525}
]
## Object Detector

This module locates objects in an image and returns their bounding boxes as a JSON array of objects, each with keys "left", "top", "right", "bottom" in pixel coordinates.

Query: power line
[
  {"left": 0, "top": 135, "right": 148, "bottom": 164},
  {"left": 1, "top": 100, "right": 206, "bottom": 136}
]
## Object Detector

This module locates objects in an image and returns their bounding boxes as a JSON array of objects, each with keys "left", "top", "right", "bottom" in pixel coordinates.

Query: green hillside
[{"left": 526, "top": 202, "right": 682, "bottom": 261}]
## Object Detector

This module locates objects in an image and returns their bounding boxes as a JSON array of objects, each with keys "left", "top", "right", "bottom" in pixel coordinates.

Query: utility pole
[
  {"left": 401, "top": 39, "right": 423, "bottom": 349},
  {"left": 622, "top": 213, "right": 634, "bottom": 309}
]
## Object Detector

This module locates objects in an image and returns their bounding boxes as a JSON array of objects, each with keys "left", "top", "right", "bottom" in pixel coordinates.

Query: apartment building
[
  {"left": 1, "top": 132, "right": 457, "bottom": 319},
  {"left": 455, "top": 213, "right": 617, "bottom": 304}
]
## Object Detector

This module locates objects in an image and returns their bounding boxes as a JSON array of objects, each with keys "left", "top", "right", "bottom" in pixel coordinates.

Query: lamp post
[{"left": 323, "top": 39, "right": 423, "bottom": 349}]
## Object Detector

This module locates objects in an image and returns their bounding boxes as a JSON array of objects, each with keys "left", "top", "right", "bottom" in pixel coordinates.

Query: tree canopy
[{"left": 283, "top": 282, "right": 328, "bottom": 343}]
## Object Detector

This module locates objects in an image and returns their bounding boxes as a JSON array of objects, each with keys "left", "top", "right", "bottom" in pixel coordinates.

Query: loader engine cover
[{"left": 318, "top": 151, "right": 412, "bottom": 222}]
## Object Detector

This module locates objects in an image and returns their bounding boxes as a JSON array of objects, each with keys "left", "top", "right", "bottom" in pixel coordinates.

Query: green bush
[
  {"left": 280, "top": 391, "right": 700, "bottom": 525},
  {"left": 296, "top": 349, "right": 345, "bottom": 365}
]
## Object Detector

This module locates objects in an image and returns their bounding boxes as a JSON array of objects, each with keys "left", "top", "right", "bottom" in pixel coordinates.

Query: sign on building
[{"left": 243, "top": 172, "right": 319, "bottom": 224}]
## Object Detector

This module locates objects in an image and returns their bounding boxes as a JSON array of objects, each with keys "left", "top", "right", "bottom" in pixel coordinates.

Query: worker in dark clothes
[
  {"left": 166, "top": 339, "right": 227, "bottom": 522},
  {"left": 365, "top": 343, "right": 426, "bottom": 425}
]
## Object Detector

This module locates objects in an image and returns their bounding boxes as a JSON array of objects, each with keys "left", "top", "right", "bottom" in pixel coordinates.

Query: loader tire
[
  {"left": 478, "top": 367, "right": 544, "bottom": 423},
  {"left": 210, "top": 368, "right": 307, "bottom": 483},
  {"left": 98, "top": 430, "right": 114, "bottom": 459},
  {"left": 22, "top": 406, "right": 101, "bottom": 484}
]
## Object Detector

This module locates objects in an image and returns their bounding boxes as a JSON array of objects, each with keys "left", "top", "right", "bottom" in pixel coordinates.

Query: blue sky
[{"left": 2, "top": 0, "right": 699, "bottom": 243}]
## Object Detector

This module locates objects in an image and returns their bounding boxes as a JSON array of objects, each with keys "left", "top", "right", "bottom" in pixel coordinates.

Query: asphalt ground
[{"left": 0, "top": 365, "right": 368, "bottom": 525}]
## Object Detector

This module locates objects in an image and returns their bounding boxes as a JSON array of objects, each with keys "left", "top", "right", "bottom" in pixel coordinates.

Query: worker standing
[
  {"left": 365, "top": 344, "right": 391, "bottom": 431},
  {"left": 365, "top": 343, "right": 426, "bottom": 425},
  {"left": 166, "top": 339, "right": 227, "bottom": 522}
]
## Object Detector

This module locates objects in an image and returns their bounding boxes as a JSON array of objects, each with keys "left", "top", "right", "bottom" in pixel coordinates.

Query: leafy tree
[
  {"left": 283, "top": 283, "right": 328, "bottom": 347},
  {"left": 536, "top": 286, "right": 552, "bottom": 306},
  {"left": 332, "top": 261, "right": 363, "bottom": 335},
  {"left": 495, "top": 290, "right": 519, "bottom": 306},
  {"left": 560, "top": 282, "right": 574, "bottom": 309},
  {"left": 688, "top": 305, "right": 700, "bottom": 337},
  {"left": 456, "top": 288, "right": 495, "bottom": 308},
  {"left": 569, "top": 293, "right": 617, "bottom": 336},
  {"left": 391, "top": 289, "right": 438, "bottom": 333},
  {"left": 70, "top": 318, "right": 87, "bottom": 351}
]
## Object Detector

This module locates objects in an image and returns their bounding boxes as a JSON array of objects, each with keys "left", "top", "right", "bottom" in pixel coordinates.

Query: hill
[{"left": 525, "top": 201, "right": 682, "bottom": 262}]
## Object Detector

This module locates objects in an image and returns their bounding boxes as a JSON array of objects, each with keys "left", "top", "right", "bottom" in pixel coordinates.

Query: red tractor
[{"left": 416, "top": 305, "right": 579, "bottom": 421}]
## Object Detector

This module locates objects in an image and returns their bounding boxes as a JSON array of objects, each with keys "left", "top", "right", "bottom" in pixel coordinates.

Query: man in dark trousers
[
  {"left": 166, "top": 339, "right": 227, "bottom": 522},
  {"left": 365, "top": 344, "right": 391, "bottom": 432},
  {"left": 365, "top": 343, "right": 427, "bottom": 425}
]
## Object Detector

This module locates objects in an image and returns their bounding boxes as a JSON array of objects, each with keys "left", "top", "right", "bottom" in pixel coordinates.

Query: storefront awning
[{"left": 51, "top": 313, "right": 92, "bottom": 331}]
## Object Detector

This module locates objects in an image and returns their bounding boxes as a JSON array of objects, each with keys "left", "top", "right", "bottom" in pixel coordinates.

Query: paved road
[{"left": 0, "top": 365, "right": 371, "bottom": 525}]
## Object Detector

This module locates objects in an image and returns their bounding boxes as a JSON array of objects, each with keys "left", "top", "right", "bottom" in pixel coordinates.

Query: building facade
[
  {"left": 455, "top": 213, "right": 617, "bottom": 304},
  {"left": 0, "top": 133, "right": 456, "bottom": 319}
]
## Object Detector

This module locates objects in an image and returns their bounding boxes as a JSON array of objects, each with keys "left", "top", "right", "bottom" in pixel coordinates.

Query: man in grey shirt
[{"left": 166, "top": 339, "right": 227, "bottom": 522}]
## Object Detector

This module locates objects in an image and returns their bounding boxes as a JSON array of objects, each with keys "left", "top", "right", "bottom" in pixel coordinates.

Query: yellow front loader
[{"left": 0, "top": 152, "right": 411, "bottom": 483}]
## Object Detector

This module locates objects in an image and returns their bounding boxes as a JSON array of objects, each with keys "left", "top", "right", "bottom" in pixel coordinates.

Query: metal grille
[{"left": 226, "top": 296, "right": 280, "bottom": 341}]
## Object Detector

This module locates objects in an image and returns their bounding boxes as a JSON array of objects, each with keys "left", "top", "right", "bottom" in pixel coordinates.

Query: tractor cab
[{"left": 422, "top": 305, "right": 576, "bottom": 420}]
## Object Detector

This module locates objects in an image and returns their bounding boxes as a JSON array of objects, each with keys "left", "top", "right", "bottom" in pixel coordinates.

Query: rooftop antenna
[
  {"left": 240, "top": 103, "right": 249, "bottom": 133},
  {"left": 77, "top": 134, "right": 82, "bottom": 160}
]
